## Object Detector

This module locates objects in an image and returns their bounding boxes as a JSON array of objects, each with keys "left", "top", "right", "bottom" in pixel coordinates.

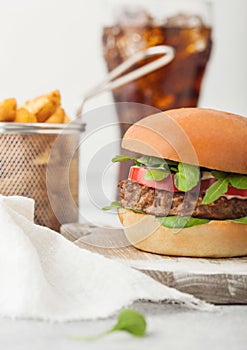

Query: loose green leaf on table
[
  {"left": 70, "top": 309, "right": 147, "bottom": 341},
  {"left": 111, "top": 309, "right": 147, "bottom": 336}
]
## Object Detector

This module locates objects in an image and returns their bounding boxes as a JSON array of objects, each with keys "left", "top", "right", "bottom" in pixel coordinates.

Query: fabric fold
[{"left": 0, "top": 195, "right": 211, "bottom": 322}]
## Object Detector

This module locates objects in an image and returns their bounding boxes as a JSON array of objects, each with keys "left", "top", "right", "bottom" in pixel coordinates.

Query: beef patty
[{"left": 119, "top": 179, "right": 247, "bottom": 220}]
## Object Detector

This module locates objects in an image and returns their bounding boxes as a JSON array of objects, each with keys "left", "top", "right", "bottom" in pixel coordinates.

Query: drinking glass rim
[{"left": 102, "top": 0, "right": 213, "bottom": 27}]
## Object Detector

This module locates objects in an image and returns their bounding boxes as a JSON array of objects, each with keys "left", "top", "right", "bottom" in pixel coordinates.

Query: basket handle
[{"left": 76, "top": 45, "right": 175, "bottom": 118}]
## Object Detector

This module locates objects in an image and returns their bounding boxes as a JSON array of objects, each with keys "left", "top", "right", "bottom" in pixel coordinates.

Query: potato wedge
[
  {"left": 24, "top": 90, "right": 61, "bottom": 122},
  {"left": 14, "top": 108, "right": 37, "bottom": 123},
  {"left": 63, "top": 114, "right": 71, "bottom": 123},
  {"left": 0, "top": 98, "right": 17, "bottom": 122},
  {"left": 46, "top": 107, "right": 66, "bottom": 123}
]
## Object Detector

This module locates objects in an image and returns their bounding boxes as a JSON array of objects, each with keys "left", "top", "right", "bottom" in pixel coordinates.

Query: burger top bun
[{"left": 122, "top": 108, "right": 247, "bottom": 174}]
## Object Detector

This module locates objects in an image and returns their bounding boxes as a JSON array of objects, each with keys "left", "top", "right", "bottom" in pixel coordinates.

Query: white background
[{"left": 0, "top": 0, "right": 246, "bottom": 116}]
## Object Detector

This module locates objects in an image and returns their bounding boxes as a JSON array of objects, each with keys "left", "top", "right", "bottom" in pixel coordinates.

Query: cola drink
[{"left": 102, "top": 7, "right": 213, "bottom": 180}]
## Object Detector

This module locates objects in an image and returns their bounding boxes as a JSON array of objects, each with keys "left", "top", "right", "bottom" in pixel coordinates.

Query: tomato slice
[
  {"left": 200, "top": 178, "right": 216, "bottom": 192},
  {"left": 128, "top": 166, "right": 247, "bottom": 197},
  {"left": 225, "top": 186, "right": 247, "bottom": 197},
  {"left": 128, "top": 167, "right": 180, "bottom": 192}
]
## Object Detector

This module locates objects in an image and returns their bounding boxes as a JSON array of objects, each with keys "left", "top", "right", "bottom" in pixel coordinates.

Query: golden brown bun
[
  {"left": 122, "top": 108, "right": 247, "bottom": 174},
  {"left": 118, "top": 208, "right": 247, "bottom": 258}
]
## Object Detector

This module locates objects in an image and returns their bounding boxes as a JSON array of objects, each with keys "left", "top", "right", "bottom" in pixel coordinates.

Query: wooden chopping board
[{"left": 61, "top": 223, "right": 247, "bottom": 304}]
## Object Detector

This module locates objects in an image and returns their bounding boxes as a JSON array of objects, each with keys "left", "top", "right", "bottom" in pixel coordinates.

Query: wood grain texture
[{"left": 61, "top": 223, "right": 247, "bottom": 304}]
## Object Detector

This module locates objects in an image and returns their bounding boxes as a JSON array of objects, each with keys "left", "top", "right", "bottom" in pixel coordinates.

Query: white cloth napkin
[{"left": 0, "top": 195, "right": 210, "bottom": 322}]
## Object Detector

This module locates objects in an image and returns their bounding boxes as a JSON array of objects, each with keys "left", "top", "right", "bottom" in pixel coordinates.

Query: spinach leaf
[
  {"left": 111, "top": 309, "right": 147, "bottom": 337},
  {"left": 157, "top": 216, "right": 210, "bottom": 228},
  {"left": 202, "top": 171, "right": 247, "bottom": 205},
  {"left": 228, "top": 174, "right": 247, "bottom": 189},
  {"left": 112, "top": 154, "right": 177, "bottom": 171},
  {"left": 231, "top": 216, "right": 247, "bottom": 224},
  {"left": 211, "top": 170, "right": 228, "bottom": 180},
  {"left": 111, "top": 155, "right": 141, "bottom": 166},
  {"left": 102, "top": 202, "right": 122, "bottom": 211},
  {"left": 137, "top": 155, "right": 166, "bottom": 167},
  {"left": 165, "top": 159, "right": 179, "bottom": 167},
  {"left": 211, "top": 171, "right": 247, "bottom": 189},
  {"left": 202, "top": 177, "right": 229, "bottom": 205},
  {"left": 125, "top": 207, "right": 144, "bottom": 214},
  {"left": 144, "top": 169, "right": 170, "bottom": 181},
  {"left": 102, "top": 202, "right": 143, "bottom": 214},
  {"left": 70, "top": 309, "right": 147, "bottom": 341},
  {"left": 174, "top": 163, "right": 200, "bottom": 192}
]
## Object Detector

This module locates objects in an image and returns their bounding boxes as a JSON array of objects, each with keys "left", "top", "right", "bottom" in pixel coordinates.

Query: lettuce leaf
[
  {"left": 228, "top": 175, "right": 247, "bottom": 189},
  {"left": 144, "top": 169, "right": 170, "bottom": 181},
  {"left": 111, "top": 155, "right": 141, "bottom": 166},
  {"left": 174, "top": 163, "right": 200, "bottom": 192},
  {"left": 102, "top": 202, "right": 144, "bottom": 214},
  {"left": 125, "top": 207, "right": 144, "bottom": 214},
  {"left": 112, "top": 155, "right": 247, "bottom": 204},
  {"left": 202, "top": 176, "right": 229, "bottom": 204},
  {"left": 203, "top": 171, "right": 247, "bottom": 204},
  {"left": 231, "top": 216, "right": 247, "bottom": 224},
  {"left": 157, "top": 216, "right": 210, "bottom": 228},
  {"left": 212, "top": 171, "right": 247, "bottom": 189},
  {"left": 103, "top": 203, "right": 247, "bottom": 226},
  {"left": 137, "top": 156, "right": 166, "bottom": 167},
  {"left": 102, "top": 202, "right": 122, "bottom": 211}
]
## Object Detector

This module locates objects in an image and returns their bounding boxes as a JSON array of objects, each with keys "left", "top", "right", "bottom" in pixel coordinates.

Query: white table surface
[{"left": 1, "top": 303, "right": 246, "bottom": 350}]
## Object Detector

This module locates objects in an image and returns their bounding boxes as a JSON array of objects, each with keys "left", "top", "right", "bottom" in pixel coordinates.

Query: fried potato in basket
[
  {"left": 46, "top": 107, "right": 67, "bottom": 123},
  {"left": 23, "top": 90, "right": 61, "bottom": 122},
  {"left": 0, "top": 98, "right": 17, "bottom": 122},
  {"left": 14, "top": 108, "right": 37, "bottom": 123},
  {"left": 63, "top": 114, "right": 71, "bottom": 123}
]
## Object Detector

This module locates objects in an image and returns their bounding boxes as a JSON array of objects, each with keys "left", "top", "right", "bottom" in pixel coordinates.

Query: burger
[{"left": 108, "top": 108, "right": 247, "bottom": 258}]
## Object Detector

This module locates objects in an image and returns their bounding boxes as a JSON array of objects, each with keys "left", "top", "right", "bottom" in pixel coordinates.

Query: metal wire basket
[{"left": 0, "top": 122, "right": 85, "bottom": 231}]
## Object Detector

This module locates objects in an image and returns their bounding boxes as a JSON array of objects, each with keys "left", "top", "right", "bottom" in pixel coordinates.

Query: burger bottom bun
[{"left": 118, "top": 208, "right": 247, "bottom": 258}]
